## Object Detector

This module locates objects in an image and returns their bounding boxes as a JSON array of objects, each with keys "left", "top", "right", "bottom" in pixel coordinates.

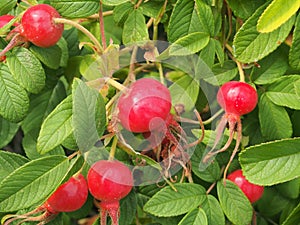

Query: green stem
[
  {"left": 108, "top": 136, "right": 118, "bottom": 161},
  {"left": 54, "top": 18, "right": 103, "bottom": 54},
  {"left": 105, "top": 78, "right": 127, "bottom": 92},
  {"left": 203, "top": 109, "right": 224, "bottom": 125}
]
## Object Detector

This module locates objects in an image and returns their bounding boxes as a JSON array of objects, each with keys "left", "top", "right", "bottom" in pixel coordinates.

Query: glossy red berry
[
  {"left": 87, "top": 160, "right": 133, "bottom": 202},
  {"left": 227, "top": 169, "right": 264, "bottom": 203},
  {"left": 217, "top": 81, "right": 258, "bottom": 116},
  {"left": 0, "top": 15, "right": 15, "bottom": 28},
  {"left": 117, "top": 78, "right": 172, "bottom": 133},
  {"left": 45, "top": 174, "right": 88, "bottom": 213},
  {"left": 20, "top": 4, "right": 64, "bottom": 47}
]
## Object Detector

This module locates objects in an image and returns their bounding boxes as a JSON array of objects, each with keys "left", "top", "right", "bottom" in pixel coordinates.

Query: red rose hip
[
  {"left": 117, "top": 78, "right": 172, "bottom": 133},
  {"left": 21, "top": 4, "right": 64, "bottom": 47},
  {"left": 217, "top": 81, "right": 258, "bottom": 116},
  {"left": 227, "top": 169, "right": 264, "bottom": 203}
]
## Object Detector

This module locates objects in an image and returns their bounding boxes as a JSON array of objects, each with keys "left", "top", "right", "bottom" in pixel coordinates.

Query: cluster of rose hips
[{"left": 3, "top": 160, "right": 133, "bottom": 225}]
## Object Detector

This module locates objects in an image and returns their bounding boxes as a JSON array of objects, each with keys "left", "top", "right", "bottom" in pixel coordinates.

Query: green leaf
[
  {"left": 122, "top": 9, "right": 149, "bottom": 45},
  {"left": 282, "top": 202, "right": 300, "bottom": 225},
  {"left": 30, "top": 45, "right": 62, "bottom": 70},
  {"left": 37, "top": 95, "right": 73, "bottom": 154},
  {"left": 72, "top": 79, "right": 106, "bottom": 152},
  {"left": 0, "top": 151, "right": 29, "bottom": 181},
  {"left": 258, "top": 94, "right": 292, "bottom": 141},
  {"left": 233, "top": 3, "right": 295, "bottom": 63},
  {"left": 23, "top": 129, "right": 65, "bottom": 160},
  {"left": 226, "top": 0, "right": 265, "bottom": 20},
  {"left": 57, "top": 38, "right": 69, "bottom": 67},
  {"left": 213, "top": 39, "right": 225, "bottom": 66},
  {"left": 102, "top": 0, "right": 130, "bottom": 6},
  {"left": 0, "top": 64, "right": 29, "bottom": 123},
  {"left": 195, "top": 0, "right": 215, "bottom": 36},
  {"left": 113, "top": 2, "right": 133, "bottom": 26},
  {"left": 167, "top": 0, "right": 199, "bottom": 43},
  {"left": 22, "top": 80, "right": 67, "bottom": 133},
  {"left": 289, "top": 14, "right": 300, "bottom": 70},
  {"left": 203, "top": 61, "right": 238, "bottom": 86},
  {"left": 0, "top": 155, "right": 69, "bottom": 212},
  {"left": 239, "top": 138, "right": 300, "bottom": 185},
  {"left": 191, "top": 144, "right": 221, "bottom": 182},
  {"left": 47, "top": 0, "right": 100, "bottom": 18},
  {"left": 257, "top": 0, "right": 300, "bottom": 33},
  {"left": 169, "top": 75, "right": 200, "bottom": 111},
  {"left": 217, "top": 180, "right": 253, "bottom": 225},
  {"left": 169, "top": 32, "right": 210, "bottom": 56},
  {"left": 276, "top": 178, "right": 300, "bottom": 199},
  {"left": 252, "top": 48, "right": 288, "bottom": 85},
  {"left": 0, "top": 117, "right": 19, "bottom": 149},
  {"left": 0, "top": 0, "right": 17, "bottom": 15},
  {"left": 202, "top": 195, "right": 225, "bottom": 225},
  {"left": 144, "top": 183, "right": 206, "bottom": 217},
  {"left": 7, "top": 47, "right": 45, "bottom": 94},
  {"left": 119, "top": 191, "right": 137, "bottom": 225},
  {"left": 199, "top": 38, "right": 216, "bottom": 68},
  {"left": 178, "top": 208, "right": 207, "bottom": 225},
  {"left": 266, "top": 75, "right": 300, "bottom": 110}
]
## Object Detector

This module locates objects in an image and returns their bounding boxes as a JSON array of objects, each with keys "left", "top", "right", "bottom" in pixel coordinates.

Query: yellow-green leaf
[{"left": 257, "top": 0, "right": 300, "bottom": 33}]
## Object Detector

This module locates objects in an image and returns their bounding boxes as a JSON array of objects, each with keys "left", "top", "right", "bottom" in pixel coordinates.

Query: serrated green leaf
[
  {"left": 240, "top": 138, "right": 300, "bottom": 185},
  {"left": 0, "top": 151, "right": 29, "bottom": 181},
  {"left": 7, "top": 47, "right": 45, "bottom": 94},
  {"left": 169, "top": 32, "right": 210, "bottom": 56},
  {"left": 119, "top": 191, "right": 137, "bottom": 225},
  {"left": 169, "top": 75, "right": 200, "bottom": 111},
  {"left": 0, "top": 155, "right": 69, "bottom": 212},
  {"left": 226, "top": 0, "right": 265, "bottom": 20},
  {"left": 195, "top": 0, "right": 215, "bottom": 36},
  {"left": 202, "top": 195, "right": 225, "bottom": 225},
  {"left": 217, "top": 180, "right": 253, "bottom": 225},
  {"left": 258, "top": 94, "right": 292, "bottom": 141},
  {"left": 30, "top": 45, "right": 62, "bottom": 70},
  {"left": 0, "top": 64, "right": 29, "bottom": 123},
  {"left": 0, "top": 117, "right": 19, "bottom": 149},
  {"left": 113, "top": 2, "right": 133, "bottom": 26},
  {"left": 167, "top": 0, "right": 199, "bottom": 43},
  {"left": 48, "top": 0, "right": 100, "bottom": 18},
  {"left": 37, "top": 95, "right": 73, "bottom": 154},
  {"left": 191, "top": 144, "right": 221, "bottom": 182},
  {"left": 252, "top": 48, "right": 288, "bottom": 85},
  {"left": 281, "top": 202, "right": 300, "bottom": 225},
  {"left": 102, "top": 0, "right": 130, "bottom": 6},
  {"left": 178, "top": 208, "right": 207, "bottom": 225},
  {"left": 266, "top": 75, "right": 300, "bottom": 110},
  {"left": 199, "top": 38, "right": 216, "bottom": 68},
  {"left": 22, "top": 80, "right": 67, "bottom": 133},
  {"left": 0, "top": 0, "right": 17, "bottom": 15},
  {"left": 72, "top": 79, "right": 106, "bottom": 152},
  {"left": 203, "top": 61, "right": 238, "bottom": 85},
  {"left": 289, "top": 14, "right": 300, "bottom": 70},
  {"left": 257, "top": 0, "right": 300, "bottom": 33},
  {"left": 144, "top": 183, "right": 206, "bottom": 217},
  {"left": 233, "top": 3, "right": 295, "bottom": 63},
  {"left": 122, "top": 9, "right": 149, "bottom": 45}
]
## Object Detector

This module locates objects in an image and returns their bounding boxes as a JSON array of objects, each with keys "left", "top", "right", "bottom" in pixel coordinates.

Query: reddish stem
[
  {"left": 99, "top": 2, "right": 107, "bottom": 50},
  {"left": 0, "top": 33, "right": 26, "bottom": 57}
]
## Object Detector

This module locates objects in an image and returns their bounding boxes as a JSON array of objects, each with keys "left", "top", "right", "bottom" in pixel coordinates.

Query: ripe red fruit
[
  {"left": 203, "top": 81, "right": 258, "bottom": 179},
  {"left": 227, "top": 169, "right": 264, "bottom": 203},
  {"left": 117, "top": 78, "right": 172, "bottom": 133},
  {"left": 20, "top": 4, "right": 64, "bottom": 47},
  {"left": 45, "top": 173, "right": 88, "bottom": 213},
  {"left": 87, "top": 160, "right": 133, "bottom": 225},
  {"left": 3, "top": 174, "right": 88, "bottom": 225},
  {"left": 0, "top": 15, "right": 15, "bottom": 28},
  {"left": 217, "top": 81, "right": 258, "bottom": 116}
]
